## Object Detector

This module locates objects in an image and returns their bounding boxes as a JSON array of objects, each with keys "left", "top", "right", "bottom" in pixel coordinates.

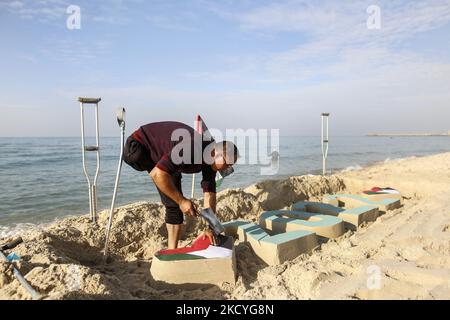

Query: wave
[
  {"left": 340, "top": 164, "right": 363, "bottom": 172},
  {"left": 0, "top": 218, "right": 63, "bottom": 239},
  {"left": 0, "top": 213, "right": 87, "bottom": 239},
  {"left": 0, "top": 222, "right": 41, "bottom": 238},
  {"left": 384, "top": 155, "right": 417, "bottom": 164},
  {"left": 341, "top": 155, "right": 420, "bottom": 172}
]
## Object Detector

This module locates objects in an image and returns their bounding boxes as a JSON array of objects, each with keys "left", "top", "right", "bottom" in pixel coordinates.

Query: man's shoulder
[{"left": 143, "top": 121, "right": 194, "bottom": 131}]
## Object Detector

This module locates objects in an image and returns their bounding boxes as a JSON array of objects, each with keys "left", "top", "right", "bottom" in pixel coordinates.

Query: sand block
[
  {"left": 360, "top": 192, "right": 403, "bottom": 204},
  {"left": 223, "top": 220, "right": 318, "bottom": 265},
  {"left": 323, "top": 194, "right": 401, "bottom": 212},
  {"left": 150, "top": 236, "right": 236, "bottom": 285},
  {"left": 336, "top": 206, "right": 380, "bottom": 230},
  {"left": 291, "top": 201, "right": 379, "bottom": 230},
  {"left": 259, "top": 210, "right": 345, "bottom": 239}
]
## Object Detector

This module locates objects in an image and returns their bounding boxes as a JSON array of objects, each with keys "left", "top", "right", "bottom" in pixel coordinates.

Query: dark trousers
[
  {"left": 123, "top": 136, "right": 184, "bottom": 225},
  {"left": 156, "top": 173, "right": 184, "bottom": 225}
]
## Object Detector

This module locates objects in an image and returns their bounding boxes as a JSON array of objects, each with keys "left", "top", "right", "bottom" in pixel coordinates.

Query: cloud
[
  {"left": 89, "top": 0, "right": 139, "bottom": 25},
  {"left": 1, "top": 0, "right": 69, "bottom": 21},
  {"left": 47, "top": 48, "right": 450, "bottom": 137},
  {"left": 55, "top": 0, "right": 449, "bottom": 135},
  {"left": 223, "top": 0, "right": 450, "bottom": 40},
  {"left": 35, "top": 38, "right": 112, "bottom": 64},
  {"left": 92, "top": 15, "right": 129, "bottom": 25},
  {"left": 194, "top": 0, "right": 450, "bottom": 85},
  {"left": 1, "top": 0, "right": 142, "bottom": 25},
  {"left": 3, "top": 51, "right": 450, "bottom": 137},
  {"left": 17, "top": 53, "right": 38, "bottom": 63},
  {"left": 145, "top": 15, "right": 197, "bottom": 32},
  {"left": 2, "top": 0, "right": 450, "bottom": 136},
  {"left": 8, "top": 1, "right": 24, "bottom": 9}
]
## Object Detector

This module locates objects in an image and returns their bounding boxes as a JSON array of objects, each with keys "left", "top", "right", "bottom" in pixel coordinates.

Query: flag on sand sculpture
[
  {"left": 154, "top": 234, "right": 233, "bottom": 261},
  {"left": 363, "top": 187, "right": 400, "bottom": 195}
]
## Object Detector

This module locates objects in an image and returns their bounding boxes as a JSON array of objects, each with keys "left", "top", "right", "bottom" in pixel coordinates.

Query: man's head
[{"left": 212, "top": 141, "right": 239, "bottom": 172}]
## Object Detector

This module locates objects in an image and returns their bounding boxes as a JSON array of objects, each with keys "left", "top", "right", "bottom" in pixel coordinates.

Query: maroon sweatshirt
[{"left": 132, "top": 121, "right": 217, "bottom": 193}]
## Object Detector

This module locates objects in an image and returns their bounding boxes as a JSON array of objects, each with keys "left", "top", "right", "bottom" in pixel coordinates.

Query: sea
[{"left": 0, "top": 136, "right": 449, "bottom": 236}]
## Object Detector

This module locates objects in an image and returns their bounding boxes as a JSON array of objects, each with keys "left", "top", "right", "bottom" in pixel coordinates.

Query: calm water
[{"left": 0, "top": 136, "right": 449, "bottom": 235}]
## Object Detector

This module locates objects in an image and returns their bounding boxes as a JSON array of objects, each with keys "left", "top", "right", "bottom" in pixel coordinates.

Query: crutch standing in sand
[
  {"left": 321, "top": 113, "right": 330, "bottom": 175},
  {"left": 103, "top": 107, "right": 126, "bottom": 260},
  {"left": 78, "top": 97, "right": 101, "bottom": 223}
]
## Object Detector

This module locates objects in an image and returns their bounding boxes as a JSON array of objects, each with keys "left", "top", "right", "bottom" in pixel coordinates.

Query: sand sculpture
[
  {"left": 259, "top": 209, "right": 345, "bottom": 238},
  {"left": 222, "top": 220, "right": 318, "bottom": 266},
  {"left": 291, "top": 201, "right": 379, "bottom": 230},
  {"left": 150, "top": 192, "right": 402, "bottom": 283},
  {"left": 323, "top": 193, "right": 401, "bottom": 213},
  {"left": 228, "top": 194, "right": 400, "bottom": 264},
  {"left": 150, "top": 234, "right": 236, "bottom": 285}
]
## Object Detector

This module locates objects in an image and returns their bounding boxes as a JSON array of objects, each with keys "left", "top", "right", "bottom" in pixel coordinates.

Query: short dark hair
[{"left": 216, "top": 141, "right": 239, "bottom": 164}]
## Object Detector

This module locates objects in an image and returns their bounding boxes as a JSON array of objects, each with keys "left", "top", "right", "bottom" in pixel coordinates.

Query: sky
[{"left": 1, "top": 0, "right": 450, "bottom": 137}]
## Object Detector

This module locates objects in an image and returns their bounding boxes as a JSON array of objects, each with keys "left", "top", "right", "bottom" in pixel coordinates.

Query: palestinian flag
[
  {"left": 194, "top": 114, "right": 213, "bottom": 141},
  {"left": 363, "top": 187, "right": 400, "bottom": 195},
  {"left": 154, "top": 234, "right": 233, "bottom": 261}
]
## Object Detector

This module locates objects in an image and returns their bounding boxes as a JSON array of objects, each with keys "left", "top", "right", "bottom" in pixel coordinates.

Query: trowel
[{"left": 200, "top": 208, "right": 227, "bottom": 246}]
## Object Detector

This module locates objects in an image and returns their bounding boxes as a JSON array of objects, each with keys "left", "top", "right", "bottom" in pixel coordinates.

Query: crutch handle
[
  {"left": 78, "top": 97, "right": 101, "bottom": 104},
  {"left": 116, "top": 107, "right": 126, "bottom": 127}
]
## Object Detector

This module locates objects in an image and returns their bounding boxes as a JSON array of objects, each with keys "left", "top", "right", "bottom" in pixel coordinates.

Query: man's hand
[
  {"left": 149, "top": 167, "right": 199, "bottom": 217},
  {"left": 179, "top": 198, "right": 199, "bottom": 217},
  {"left": 202, "top": 228, "right": 217, "bottom": 246}
]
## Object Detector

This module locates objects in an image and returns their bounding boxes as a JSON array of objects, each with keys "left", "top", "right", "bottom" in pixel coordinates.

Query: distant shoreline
[{"left": 367, "top": 132, "right": 450, "bottom": 137}]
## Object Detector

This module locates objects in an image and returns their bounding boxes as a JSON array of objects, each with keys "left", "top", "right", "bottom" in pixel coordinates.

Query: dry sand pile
[{"left": 1, "top": 153, "right": 449, "bottom": 300}]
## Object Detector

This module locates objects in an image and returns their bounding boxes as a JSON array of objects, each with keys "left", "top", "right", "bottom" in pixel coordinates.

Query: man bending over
[{"left": 123, "top": 121, "right": 238, "bottom": 249}]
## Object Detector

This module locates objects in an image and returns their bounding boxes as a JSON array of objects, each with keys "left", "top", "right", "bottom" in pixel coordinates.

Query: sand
[{"left": 0, "top": 153, "right": 449, "bottom": 300}]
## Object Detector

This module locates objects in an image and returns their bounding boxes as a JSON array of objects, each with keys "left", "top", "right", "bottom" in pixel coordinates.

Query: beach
[{"left": 1, "top": 152, "right": 449, "bottom": 300}]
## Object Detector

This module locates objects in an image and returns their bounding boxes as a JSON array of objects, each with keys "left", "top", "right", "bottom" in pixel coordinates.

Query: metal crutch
[
  {"left": 321, "top": 113, "right": 330, "bottom": 175},
  {"left": 78, "top": 97, "right": 101, "bottom": 223},
  {"left": 103, "top": 107, "right": 126, "bottom": 260}
]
